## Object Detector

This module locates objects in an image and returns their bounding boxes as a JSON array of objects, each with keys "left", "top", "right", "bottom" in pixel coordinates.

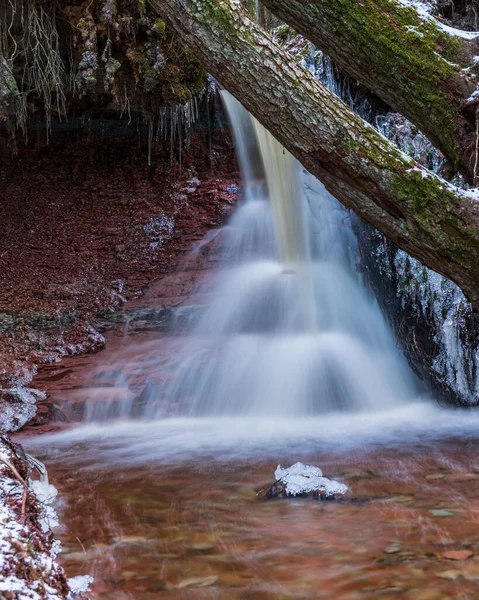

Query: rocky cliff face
[
  {"left": 353, "top": 101, "right": 479, "bottom": 405},
  {"left": 0, "top": 0, "right": 208, "bottom": 140}
]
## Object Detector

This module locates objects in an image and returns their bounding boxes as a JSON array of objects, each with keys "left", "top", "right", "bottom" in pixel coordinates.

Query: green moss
[
  {"left": 276, "top": 24, "right": 290, "bottom": 42},
  {"left": 302, "top": 0, "right": 469, "bottom": 168},
  {"left": 154, "top": 18, "right": 166, "bottom": 34},
  {"left": 198, "top": 0, "right": 237, "bottom": 37},
  {"left": 388, "top": 168, "right": 479, "bottom": 261}
]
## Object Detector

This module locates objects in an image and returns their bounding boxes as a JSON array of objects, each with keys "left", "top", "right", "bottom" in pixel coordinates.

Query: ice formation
[
  {"left": 0, "top": 442, "right": 66, "bottom": 598},
  {"left": 274, "top": 462, "right": 348, "bottom": 497},
  {"left": 67, "top": 576, "right": 94, "bottom": 596}
]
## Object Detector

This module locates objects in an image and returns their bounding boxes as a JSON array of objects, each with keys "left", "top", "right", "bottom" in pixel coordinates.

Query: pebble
[
  {"left": 429, "top": 509, "right": 454, "bottom": 517},
  {"left": 384, "top": 543, "right": 402, "bottom": 554},
  {"left": 113, "top": 536, "right": 149, "bottom": 544},
  {"left": 442, "top": 550, "right": 473, "bottom": 560},
  {"left": 436, "top": 570, "right": 462, "bottom": 580},
  {"left": 175, "top": 575, "right": 219, "bottom": 588}
]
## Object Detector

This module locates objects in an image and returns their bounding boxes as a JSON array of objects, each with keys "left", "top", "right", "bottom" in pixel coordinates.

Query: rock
[
  {"left": 429, "top": 509, "right": 454, "bottom": 517},
  {"left": 445, "top": 473, "right": 477, "bottom": 482},
  {"left": 436, "top": 570, "right": 462, "bottom": 580},
  {"left": 259, "top": 462, "right": 348, "bottom": 500},
  {"left": 113, "top": 535, "right": 149, "bottom": 544},
  {"left": 384, "top": 543, "right": 402, "bottom": 554},
  {"left": 442, "top": 550, "right": 473, "bottom": 560},
  {"left": 175, "top": 575, "right": 218, "bottom": 588}
]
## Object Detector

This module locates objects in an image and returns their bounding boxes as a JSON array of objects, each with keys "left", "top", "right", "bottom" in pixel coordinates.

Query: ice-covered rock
[
  {"left": 67, "top": 575, "right": 94, "bottom": 597},
  {"left": 272, "top": 462, "right": 348, "bottom": 498}
]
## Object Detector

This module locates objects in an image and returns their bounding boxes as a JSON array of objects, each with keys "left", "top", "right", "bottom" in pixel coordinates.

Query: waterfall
[
  {"left": 252, "top": 119, "right": 309, "bottom": 268},
  {"left": 140, "top": 91, "right": 420, "bottom": 418}
]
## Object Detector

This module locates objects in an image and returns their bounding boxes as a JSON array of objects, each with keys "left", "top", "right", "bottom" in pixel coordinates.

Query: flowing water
[
  {"left": 142, "top": 91, "right": 418, "bottom": 418},
  {"left": 19, "top": 93, "right": 479, "bottom": 599}
]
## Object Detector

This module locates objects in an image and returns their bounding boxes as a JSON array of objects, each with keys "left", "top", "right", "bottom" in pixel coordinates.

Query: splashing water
[{"left": 134, "top": 91, "right": 421, "bottom": 419}]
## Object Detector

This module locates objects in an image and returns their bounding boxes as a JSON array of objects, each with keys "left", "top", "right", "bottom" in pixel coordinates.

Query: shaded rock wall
[{"left": 0, "top": 0, "right": 208, "bottom": 138}]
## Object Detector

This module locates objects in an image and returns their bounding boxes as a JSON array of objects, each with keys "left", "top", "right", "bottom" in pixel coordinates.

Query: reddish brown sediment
[{"left": 0, "top": 126, "right": 238, "bottom": 431}]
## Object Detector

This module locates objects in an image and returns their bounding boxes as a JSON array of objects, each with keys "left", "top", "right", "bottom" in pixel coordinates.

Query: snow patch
[
  {"left": 467, "top": 89, "right": 479, "bottom": 103},
  {"left": 397, "top": 0, "right": 479, "bottom": 39}
]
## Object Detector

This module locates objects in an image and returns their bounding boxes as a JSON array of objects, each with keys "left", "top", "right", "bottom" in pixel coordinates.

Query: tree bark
[
  {"left": 149, "top": 0, "right": 479, "bottom": 309},
  {"left": 263, "top": 0, "right": 479, "bottom": 182}
]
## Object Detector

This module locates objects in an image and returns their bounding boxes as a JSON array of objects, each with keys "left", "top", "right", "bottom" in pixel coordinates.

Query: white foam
[{"left": 21, "top": 402, "right": 479, "bottom": 466}]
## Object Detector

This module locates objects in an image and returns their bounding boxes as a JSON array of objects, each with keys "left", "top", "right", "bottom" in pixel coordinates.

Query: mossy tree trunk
[
  {"left": 149, "top": 0, "right": 479, "bottom": 309},
  {"left": 261, "top": 0, "right": 479, "bottom": 182}
]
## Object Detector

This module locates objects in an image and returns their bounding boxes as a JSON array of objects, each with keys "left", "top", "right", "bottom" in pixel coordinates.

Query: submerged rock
[
  {"left": 442, "top": 550, "right": 474, "bottom": 561},
  {"left": 259, "top": 462, "right": 348, "bottom": 500}
]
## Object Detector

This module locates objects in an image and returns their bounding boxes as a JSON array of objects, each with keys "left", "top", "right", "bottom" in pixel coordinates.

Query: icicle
[{"left": 147, "top": 118, "right": 153, "bottom": 167}]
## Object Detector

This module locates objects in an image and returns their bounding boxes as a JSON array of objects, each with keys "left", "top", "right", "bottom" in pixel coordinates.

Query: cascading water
[{"left": 140, "top": 91, "right": 420, "bottom": 418}]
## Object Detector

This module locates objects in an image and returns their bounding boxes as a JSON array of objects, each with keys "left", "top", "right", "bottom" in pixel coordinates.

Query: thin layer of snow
[
  {"left": 404, "top": 163, "right": 479, "bottom": 204},
  {"left": 467, "top": 89, "right": 479, "bottom": 103},
  {"left": 0, "top": 386, "right": 38, "bottom": 433},
  {"left": 274, "top": 462, "right": 348, "bottom": 497},
  {"left": 406, "top": 24, "right": 424, "bottom": 36},
  {"left": 397, "top": 0, "right": 479, "bottom": 39},
  {"left": 436, "top": 22, "right": 479, "bottom": 40}
]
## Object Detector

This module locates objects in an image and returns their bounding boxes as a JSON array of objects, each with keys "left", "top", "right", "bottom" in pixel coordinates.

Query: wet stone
[
  {"left": 445, "top": 473, "right": 477, "bottom": 482},
  {"left": 391, "top": 494, "right": 415, "bottom": 503},
  {"left": 384, "top": 543, "right": 402, "bottom": 554},
  {"left": 174, "top": 575, "right": 219, "bottom": 589},
  {"left": 442, "top": 550, "right": 474, "bottom": 560},
  {"left": 436, "top": 570, "right": 462, "bottom": 580},
  {"left": 113, "top": 535, "right": 149, "bottom": 544}
]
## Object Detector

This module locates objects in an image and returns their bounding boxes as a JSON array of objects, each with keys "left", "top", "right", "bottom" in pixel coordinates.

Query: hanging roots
[{"left": 0, "top": 0, "right": 66, "bottom": 136}]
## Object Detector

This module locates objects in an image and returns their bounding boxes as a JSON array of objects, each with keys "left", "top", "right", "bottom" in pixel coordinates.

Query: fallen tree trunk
[
  {"left": 150, "top": 0, "right": 479, "bottom": 309},
  {"left": 260, "top": 0, "right": 479, "bottom": 181}
]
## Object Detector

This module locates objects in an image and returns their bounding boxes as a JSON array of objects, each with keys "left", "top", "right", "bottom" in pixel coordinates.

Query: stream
[{"left": 20, "top": 409, "right": 479, "bottom": 599}]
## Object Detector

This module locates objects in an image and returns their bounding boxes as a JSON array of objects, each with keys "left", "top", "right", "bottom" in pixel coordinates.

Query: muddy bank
[{"left": 19, "top": 203, "right": 233, "bottom": 433}]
